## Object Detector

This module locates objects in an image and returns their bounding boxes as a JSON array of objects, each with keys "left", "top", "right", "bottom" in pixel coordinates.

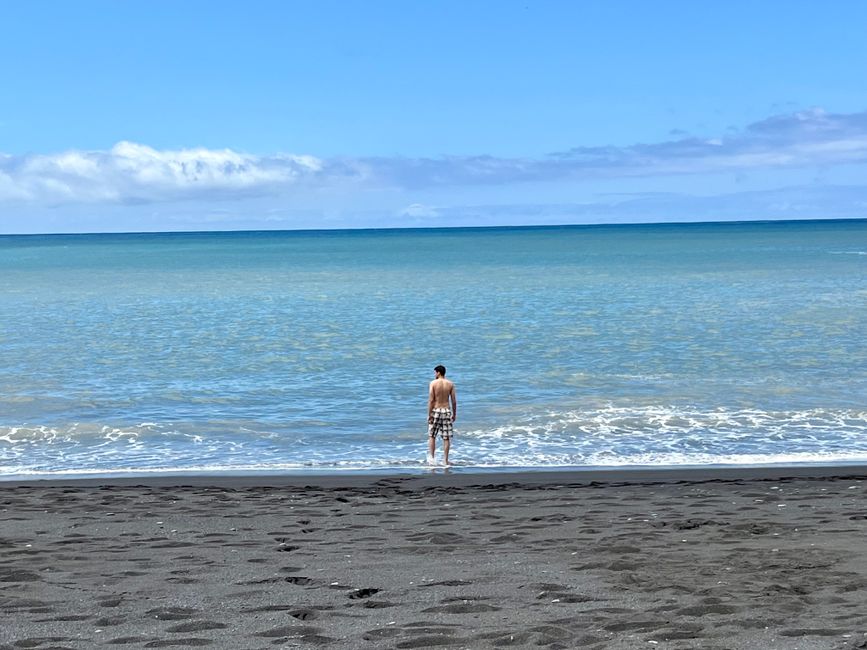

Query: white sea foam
[
  {"left": 3, "top": 405, "right": 867, "bottom": 477},
  {"left": 446, "top": 405, "right": 867, "bottom": 469}
]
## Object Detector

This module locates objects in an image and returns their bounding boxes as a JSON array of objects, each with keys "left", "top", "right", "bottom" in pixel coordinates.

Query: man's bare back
[
  {"left": 429, "top": 378, "right": 456, "bottom": 411},
  {"left": 427, "top": 365, "right": 456, "bottom": 466}
]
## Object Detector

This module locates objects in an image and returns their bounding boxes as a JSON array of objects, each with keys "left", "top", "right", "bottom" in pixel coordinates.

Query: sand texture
[{"left": 1, "top": 472, "right": 867, "bottom": 649}]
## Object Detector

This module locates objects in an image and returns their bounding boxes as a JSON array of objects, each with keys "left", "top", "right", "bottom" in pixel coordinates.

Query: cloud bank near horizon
[
  {"left": 2, "top": 108, "right": 867, "bottom": 206},
  {"left": 4, "top": 181, "right": 865, "bottom": 236}
]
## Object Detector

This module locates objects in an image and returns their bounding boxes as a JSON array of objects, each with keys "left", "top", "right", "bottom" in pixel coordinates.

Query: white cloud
[
  {"left": 2, "top": 108, "right": 867, "bottom": 207},
  {"left": 398, "top": 203, "right": 440, "bottom": 218},
  {"left": 1, "top": 141, "right": 324, "bottom": 203}
]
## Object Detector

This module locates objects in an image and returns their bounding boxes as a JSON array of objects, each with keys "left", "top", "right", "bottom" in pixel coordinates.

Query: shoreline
[{"left": 3, "top": 462, "right": 867, "bottom": 489}]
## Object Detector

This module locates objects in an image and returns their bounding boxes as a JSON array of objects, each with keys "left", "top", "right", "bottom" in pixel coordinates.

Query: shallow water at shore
[{"left": 2, "top": 220, "right": 866, "bottom": 476}]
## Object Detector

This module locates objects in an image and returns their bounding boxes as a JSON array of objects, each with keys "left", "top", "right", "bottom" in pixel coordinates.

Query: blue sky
[{"left": 2, "top": 1, "right": 867, "bottom": 233}]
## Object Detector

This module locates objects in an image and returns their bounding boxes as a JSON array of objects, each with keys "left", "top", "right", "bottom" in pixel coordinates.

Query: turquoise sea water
[{"left": 1, "top": 220, "right": 866, "bottom": 477}]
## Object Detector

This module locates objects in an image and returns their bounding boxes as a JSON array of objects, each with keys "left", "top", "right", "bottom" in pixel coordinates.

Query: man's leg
[
  {"left": 443, "top": 437, "right": 450, "bottom": 465},
  {"left": 428, "top": 434, "right": 436, "bottom": 463}
]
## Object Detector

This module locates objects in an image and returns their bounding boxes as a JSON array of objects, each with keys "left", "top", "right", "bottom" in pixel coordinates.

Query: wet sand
[{"left": 2, "top": 467, "right": 867, "bottom": 649}]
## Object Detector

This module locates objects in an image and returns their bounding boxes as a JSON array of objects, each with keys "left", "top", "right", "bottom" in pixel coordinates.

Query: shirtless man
[{"left": 428, "top": 365, "right": 457, "bottom": 466}]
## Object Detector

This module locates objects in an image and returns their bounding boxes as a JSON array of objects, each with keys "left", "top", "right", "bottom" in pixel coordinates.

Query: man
[{"left": 428, "top": 365, "right": 457, "bottom": 466}]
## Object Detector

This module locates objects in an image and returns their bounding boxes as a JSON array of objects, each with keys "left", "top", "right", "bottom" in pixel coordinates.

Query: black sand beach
[{"left": 2, "top": 467, "right": 867, "bottom": 649}]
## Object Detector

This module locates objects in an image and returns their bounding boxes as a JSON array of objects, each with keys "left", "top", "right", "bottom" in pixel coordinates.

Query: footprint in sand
[
  {"left": 145, "top": 606, "right": 200, "bottom": 620},
  {"left": 423, "top": 602, "right": 500, "bottom": 614}
]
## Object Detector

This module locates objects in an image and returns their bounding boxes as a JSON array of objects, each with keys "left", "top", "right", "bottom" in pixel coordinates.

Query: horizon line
[{"left": 2, "top": 216, "right": 866, "bottom": 239}]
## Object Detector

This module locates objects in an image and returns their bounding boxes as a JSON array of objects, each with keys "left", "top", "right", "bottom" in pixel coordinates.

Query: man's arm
[
  {"left": 428, "top": 382, "right": 435, "bottom": 423},
  {"left": 450, "top": 385, "right": 457, "bottom": 422}
]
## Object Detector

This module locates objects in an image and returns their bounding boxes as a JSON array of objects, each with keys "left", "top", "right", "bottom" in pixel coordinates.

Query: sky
[{"left": 1, "top": 1, "right": 867, "bottom": 234}]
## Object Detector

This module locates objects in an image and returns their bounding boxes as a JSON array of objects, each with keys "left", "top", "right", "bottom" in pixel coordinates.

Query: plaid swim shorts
[{"left": 428, "top": 408, "right": 453, "bottom": 440}]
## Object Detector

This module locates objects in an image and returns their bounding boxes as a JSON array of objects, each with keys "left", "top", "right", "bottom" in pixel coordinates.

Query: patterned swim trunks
[{"left": 428, "top": 408, "right": 453, "bottom": 440}]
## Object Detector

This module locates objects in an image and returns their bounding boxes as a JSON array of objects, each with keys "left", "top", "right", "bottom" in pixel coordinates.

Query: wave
[
  {"left": 463, "top": 404, "right": 867, "bottom": 439},
  {"left": 3, "top": 405, "right": 867, "bottom": 477}
]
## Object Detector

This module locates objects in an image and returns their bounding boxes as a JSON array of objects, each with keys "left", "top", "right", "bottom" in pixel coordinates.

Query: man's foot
[{"left": 426, "top": 453, "right": 436, "bottom": 465}]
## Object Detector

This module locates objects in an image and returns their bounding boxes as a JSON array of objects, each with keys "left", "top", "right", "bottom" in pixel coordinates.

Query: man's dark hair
[{"left": 434, "top": 365, "right": 446, "bottom": 376}]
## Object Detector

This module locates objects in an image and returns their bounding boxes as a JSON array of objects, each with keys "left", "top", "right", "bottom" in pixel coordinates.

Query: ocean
[{"left": 1, "top": 220, "right": 866, "bottom": 478}]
